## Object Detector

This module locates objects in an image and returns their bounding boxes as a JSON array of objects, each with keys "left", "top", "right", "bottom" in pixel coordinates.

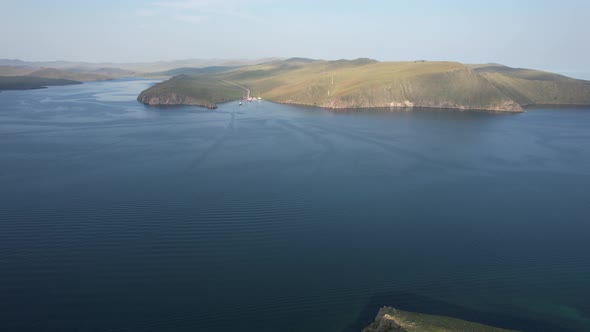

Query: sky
[{"left": 1, "top": 0, "right": 589, "bottom": 72}]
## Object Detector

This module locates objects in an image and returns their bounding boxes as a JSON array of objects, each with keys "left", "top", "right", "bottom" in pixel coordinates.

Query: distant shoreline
[{"left": 0, "top": 76, "right": 82, "bottom": 92}]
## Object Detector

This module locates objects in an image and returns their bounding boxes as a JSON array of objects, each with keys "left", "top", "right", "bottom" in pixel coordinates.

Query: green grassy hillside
[
  {"left": 0, "top": 66, "right": 119, "bottom": 87},
  {"left": 137, "top": 75, "right": 244, "bottom": 108},
  {"left": 137, "top": 59, "right": 590, "bottom": 112},
  {"left": 473, "top": 65, "right": 590, "bottom": 106}
]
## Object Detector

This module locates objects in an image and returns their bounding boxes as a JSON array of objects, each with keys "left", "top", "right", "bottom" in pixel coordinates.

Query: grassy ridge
[
  {"left": 240, "top": 61, "right": 517, "bottom": 110},
  {"left": 474, "top": 65, "right": 590, "bottom": 106},
  {"left": 144, "top": 66, "right": 241, "bottom": 78},
  {"left": 137, "top": 59, "right": 590, "bottom": 112},
  {"left": 0, "top": 66, "right": 119, "bottom": 90}
]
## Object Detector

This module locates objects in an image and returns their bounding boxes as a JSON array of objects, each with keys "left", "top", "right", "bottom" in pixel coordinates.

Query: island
[
  {"left": 363, "top": 307, "right": 518, "bottom": 332},
  {"left": 137, "top": 58, "right": 590, "bottom": 112}
]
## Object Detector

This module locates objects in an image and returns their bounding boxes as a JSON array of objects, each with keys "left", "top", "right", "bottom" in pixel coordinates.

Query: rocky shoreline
[{"left": 277, "top": 99, "right": 524, "bottom": 113}]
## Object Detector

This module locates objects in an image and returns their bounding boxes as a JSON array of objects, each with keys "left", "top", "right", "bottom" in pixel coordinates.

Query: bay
[{"left": 1, "top": 79, "right": 590, "bottom": 331}]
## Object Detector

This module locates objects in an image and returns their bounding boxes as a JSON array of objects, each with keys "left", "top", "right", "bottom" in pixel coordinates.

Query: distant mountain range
[
  {"left": 137, "top": 58, "right": 590, "bottom": 112},
  {"left": 0, "top": 58, "right": 282, "bottom": 73},
  {"left": 0, "top": 58, "right": 280, "bottom": 91},
  {"left": 144, "top": 66, "right": 243, "bottom": 78}
]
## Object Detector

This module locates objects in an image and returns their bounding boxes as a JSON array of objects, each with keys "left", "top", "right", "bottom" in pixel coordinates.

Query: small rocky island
[
  {"left": 363, "top": 307, "right": 518, "bottom": 332},
  {"left": 137, "top": 58, "right": 590, "bottom": 112}
]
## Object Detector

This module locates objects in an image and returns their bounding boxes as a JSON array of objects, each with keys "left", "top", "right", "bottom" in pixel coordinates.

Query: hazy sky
[{"left": 2, "top": 0, "right": 589, "bottom": 71}]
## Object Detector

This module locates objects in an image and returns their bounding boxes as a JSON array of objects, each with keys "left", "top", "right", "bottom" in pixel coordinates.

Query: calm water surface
[{"left": 1, "top": 79, "right": 590, "bottom": 331}]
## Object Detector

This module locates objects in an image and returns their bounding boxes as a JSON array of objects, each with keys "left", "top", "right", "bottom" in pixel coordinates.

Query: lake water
[{"left": 1, "top": 79, "right": 590, "bottom": 332}]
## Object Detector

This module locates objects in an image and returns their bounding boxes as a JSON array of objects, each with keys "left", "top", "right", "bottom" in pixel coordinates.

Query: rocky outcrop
[
  {"left": 363, "top": 308, "right": 404, "bottom": 331},
  {"left": 362, "top": 307, "right": 519, "bottom": 332}
]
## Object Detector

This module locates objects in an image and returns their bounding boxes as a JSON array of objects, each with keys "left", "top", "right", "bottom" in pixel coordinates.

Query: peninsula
[
  {"left": 0, "top": 65, "right": 129, "bottom": 91},
  {"left": 137, "top": 58, "right": 590, "bottom": 112},
  {"left": 0, "top": 76, "right": 82, "bottom": 91},
  {"left": 363, "top": 307, "right": 518, "bottom": 332}
]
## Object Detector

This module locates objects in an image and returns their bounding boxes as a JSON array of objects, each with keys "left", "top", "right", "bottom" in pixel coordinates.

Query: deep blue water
[{"left": 1, "top": 79, "right": 590, "bottom": 332}]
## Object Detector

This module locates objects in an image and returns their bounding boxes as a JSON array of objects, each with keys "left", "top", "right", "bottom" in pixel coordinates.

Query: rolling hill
[
  {"left": 144, "top": 66, "right": 241, "bottom": 78},
  {"left": 137, "top": 58, "right": 590, "bottom": 112},
  {"left": 0, "top": 66, "right": 38, "bottom": 76},
  {"left": 0, "top": 58, "right": 281, "bottom": 74},
  {"left": 24, "top": 68, "right": 114, "bottom": 82},
  {"left": 137, "top": 74, "right": 244, "bottom": 109}
]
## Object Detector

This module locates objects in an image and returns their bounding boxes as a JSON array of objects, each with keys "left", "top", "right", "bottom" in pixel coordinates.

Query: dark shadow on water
[{"left": 342, "top": 291, "right": 576, "bottom": 332}]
